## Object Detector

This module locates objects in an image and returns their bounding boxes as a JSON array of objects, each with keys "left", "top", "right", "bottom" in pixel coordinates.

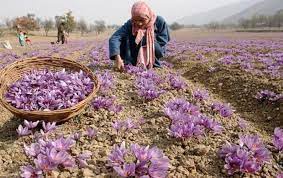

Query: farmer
[
  {"left": 109, "top": 1, "right": 170, "bottom": 70},
  {"left": 18, "top": 31, "right": 25, "bottom": 46},
  {"left": 63, "top": 30, "right": 69, "bottom": 44},
  {"left": 24, "top": 32, "right": 32, "bottom": 45},
  {"left": 57, "top": 22, "right": 66, "bottom": 44}
]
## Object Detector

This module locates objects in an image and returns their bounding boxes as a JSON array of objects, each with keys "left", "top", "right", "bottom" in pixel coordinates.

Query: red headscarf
[{"left": 131, "top": 1, "right": 157, "bottom": 69}]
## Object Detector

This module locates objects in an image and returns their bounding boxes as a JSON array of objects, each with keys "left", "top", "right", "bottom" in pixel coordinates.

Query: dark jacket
[{"left": 109, "top": 16, "right": 170, "bottom": 67}]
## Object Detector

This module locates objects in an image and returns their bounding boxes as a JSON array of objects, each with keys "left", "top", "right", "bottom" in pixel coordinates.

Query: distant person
[
  {"left": 57, "top": 22, "right": 66, "bottom": 44},
  {"left": 17, "top": 31, "right": 25, "bottom": 46},
  {"left": 64, "top": 31, "right": 69, "bottom": 44},
  {"left": 24, "top": 32, "right": 32, "bottom": 45},
  {"left": 109, "top": 1, "right": 170, "bottom": 70}
]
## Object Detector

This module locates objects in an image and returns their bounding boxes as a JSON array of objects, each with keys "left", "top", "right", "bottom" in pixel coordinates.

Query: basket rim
[{"left": 0, "top": 56, "right": 100, "bottom": 115}]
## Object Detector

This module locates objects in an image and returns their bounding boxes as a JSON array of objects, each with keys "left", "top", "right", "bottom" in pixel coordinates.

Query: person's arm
[
  {"left": 154, "top": 16, "right": 170, "bottom": 58},
  {"left": 109, "top": 20, "right": 131, "bottom": 60}
]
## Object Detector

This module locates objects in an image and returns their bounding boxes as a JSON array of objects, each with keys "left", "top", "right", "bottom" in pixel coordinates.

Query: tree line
[
  {"left": 2, "top": 9, "right": 282, "bottom": 35},
  {"left": 2, "top": 11, "right": 118, "bottom": 36},
  {"left": 168, "top": 9, "right": 283, "bottom": 31},
  {"left": 238, "top": 10, "right": 283, "bottom": 29}
]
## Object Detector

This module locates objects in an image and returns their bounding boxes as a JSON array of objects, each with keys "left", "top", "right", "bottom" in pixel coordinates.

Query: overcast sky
[{"left": 0, "top": 0, "right": 249, "bottom": 25}]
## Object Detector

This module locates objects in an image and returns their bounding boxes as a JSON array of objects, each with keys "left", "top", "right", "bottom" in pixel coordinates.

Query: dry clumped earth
[{"left": 0, "top": 33, "right": 282, "bottom": 178}]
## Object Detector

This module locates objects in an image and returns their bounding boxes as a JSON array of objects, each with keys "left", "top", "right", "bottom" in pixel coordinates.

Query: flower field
[{"left": 0, "top": 33, "right": 282, "bottom": 178}]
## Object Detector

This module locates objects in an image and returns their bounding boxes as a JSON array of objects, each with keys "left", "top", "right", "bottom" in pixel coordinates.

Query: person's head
[
  {"left": 131, "top": 1, "right": 154, "bottom": 29},
  {"left": 23, "top": 32, "right": 26, "bottom": 35}
]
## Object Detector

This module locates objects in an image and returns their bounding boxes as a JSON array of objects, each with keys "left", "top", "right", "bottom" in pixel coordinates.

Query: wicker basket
[{"left": 0, "top": 56, "right": 100, "bottom": 122}]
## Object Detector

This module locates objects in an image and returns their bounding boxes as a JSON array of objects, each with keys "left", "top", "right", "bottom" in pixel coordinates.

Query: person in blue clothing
[
  {"left": 109, "top": 1, "right": 170, "bottom": 70},
  {"left": 18, "top": 31, "right": 25, "bottom": 46}
]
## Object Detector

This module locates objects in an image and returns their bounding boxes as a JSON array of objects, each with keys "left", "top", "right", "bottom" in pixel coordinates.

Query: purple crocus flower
[
  {"left": 51, "top": 136, "right": 75, "bottom": 151},
  {"left": 239, "top": 135, "right": 264, "bottom": 152},
  {"left": 219, "top": 105, "right": 233, "bottom": 118},
  {"left": 273, "top": 127, "right": 283, "bottom": 151},
  {"left": 219, "top": 135, "right": 271, "bottom": 175},
  {"left": 108, "top": 142, "right": 169, "bottom": 177},
  {"left": 255, "top": 90, "right": 277, "bottom": 101},
  {"left": 208, "top": 121, "right": 223, "bottom": 134},
  {"left": 109, "top": 104, "right": 123, "bottom": 114},
  {"left": 212, "top": 102, "right": 233, "bottom": 118},
  {"left": 160, "top": 61, "right": 174, "bottom": 68},
  {"left": 241, "top": 160, "right": 261, "bottom": 173},
  {"left": 24, "top": 143, "right": 41, "bottom": 157},
  {"left": 138, "top": 70, "right": 163, "bottom": 85},
  {"left": 193, "top": 89, "right": 209, "bottom": 101},
  {"left": 124, "top": 118, "right": 138, "bottom": 130},
  {"left": 124, "top": 65, "right": 144, "bottom": 75},
  {"left": 17, "top": 125, "right": 32, "bottom": 136},
  {"left": 164, "top": 98, "right": 200, "bottom": 120},
  {"left": 34, "top": 154, "right": 57, "bottom": 171},
  {"left": 238, "top": 118, "right": 248, "bottom": 130},
  {"left": 86, "top": 127, "right": 97, "bottom": 139},
  {"left": 46, "top": 148, "right": 69, "bottom": 165},
  {"left": 61, "top": 156, "right": 76, "bottom": 168},
  {"left": 24, "top": 120, "right": 40, "bottom": 129},
  {"left": 71, "top": 132, "right": 82, "bottom": 141},
  {"left": 20, "top": 165, "right": 42, "bottom": 178},
  {"left": 163, "top": 98, "right": 223, "bottom": 139},
  {"left": 135, "top": 72, "right": 165, "bottom": 101},
  {"left": 219, "top": 143, "right": 239, "bottom": 158},
  {"left": 112, "top": 121, "right": 124, "bottom": 133},
  {"left": 149, "top": 156, "right": 170, "bottom": 178},
  {"left": 224, "top": 149, "right": 249, "bottom": 175},
  {"left": 138, "top": 117, "right": 146, "bottom": 125},
  {"left": 197, "top": 115, "right": 223, "bottom": 134},
  {"left": 96, "top": 71, "right": 115, "bottom": 94},
  {"left": 277, "top": 173, "right": 283, "bottom": 178},
  {"left": 42, "top": 121, "right": 56, "bottom": 133},
  {"left": 92, "top": 96, "right": 114, "bottom": 110},
  {"left": 113, "top": 163, "right": 136, "bottom": 177},
  {"left": 211, "top": 102, "right": 223, "bottom": 112},
  {"left": 108, "top": 141, "right": 127, "bottom": 167},
  {"left": 167, "top": 74, "right": 187, "bottom": 90},
  {"left": 92, "top": 96, "right": 122, "bottom": 113},
  {"left": 136, "top": 84, "right": 165, "bottom": 101},
  {"left": 113, "top": 119, "right": 140, "bottom": 134},
  {"left": 130, "top": 144, "right": 151, "bottom": 162},
  {"left": 169, "top": 122, "right": 204, "bottom": 139},
  {"left": 77, "top": 151, "right": 92, "bottom": 168}
]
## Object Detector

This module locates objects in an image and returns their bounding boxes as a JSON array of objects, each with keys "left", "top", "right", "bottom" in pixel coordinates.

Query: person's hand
[{"left": 114, "top": 55, "right": 125, "bottom": 71}]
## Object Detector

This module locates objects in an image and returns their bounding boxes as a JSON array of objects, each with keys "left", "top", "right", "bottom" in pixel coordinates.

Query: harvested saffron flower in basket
[{"left": 5, "top": 68, "right": 94, "bottom": 111}]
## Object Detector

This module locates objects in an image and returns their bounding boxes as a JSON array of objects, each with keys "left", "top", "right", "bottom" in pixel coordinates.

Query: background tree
[
  {"left": 94, "top": 20, "right": 106, "bottom": 34},
  {"left": 273, "top": 10, "right": 283, "bottom": 28},
  {"left": 170, "top": 22, "right": 184, "bottom": 31},
  {"left": 5, "top": 18, "right": 13, "bottom": 31},
  {"left": 65, "top": 11, "right": 76, "bottom": 34},
  {"left": 77, "top": 18, "right": 88, "bottom": 36},
  {"left": 12, "top": 13, "right": 39, "bottom": 32},
  {"left": 42, "top": 19, "right": 54, "bottom": 36},
  {"left": 205, "top": 21, "right": 220, "bottom": 31},
  {"left": 238, "top": 18, "right": 250, "bottom": 29}
]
